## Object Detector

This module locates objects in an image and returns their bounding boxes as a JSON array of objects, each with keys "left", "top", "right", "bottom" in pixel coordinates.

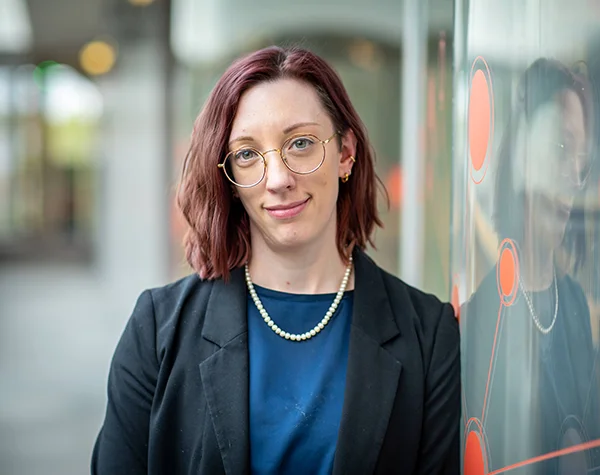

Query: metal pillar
[{"left": 400, "top": 0, "right": 428, "bottom": 287}]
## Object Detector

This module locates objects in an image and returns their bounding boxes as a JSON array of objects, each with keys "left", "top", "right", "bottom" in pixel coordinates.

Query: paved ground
[{"left": 0, "top": 262, "right": 154, "bottom": 475}]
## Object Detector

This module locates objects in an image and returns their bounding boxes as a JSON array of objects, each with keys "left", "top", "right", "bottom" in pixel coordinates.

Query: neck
[
  {"left": 520, "top": 226, "right": 554, "bottom": 291},
  {"left": 247, "top": 236, "right": 354, "bottom": 295}
]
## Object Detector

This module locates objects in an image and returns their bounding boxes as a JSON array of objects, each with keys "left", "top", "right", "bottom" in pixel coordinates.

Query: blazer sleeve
[
  {"left": 415, "top": 302, "right": 461, "bottom": 475},
  {"left": 91, "top": 290, "right": 159, "bottom": 475}
]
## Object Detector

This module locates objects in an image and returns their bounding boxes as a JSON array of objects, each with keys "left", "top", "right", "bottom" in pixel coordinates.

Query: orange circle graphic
[
  {"left": 499, "top": 247, "right": 516, "bottom": 297},
  {"left": 465, "top": 430, "right": 486, "bottom": 475},
  {"left": 469, "top": 69, "right": 491, "bottom": 172},
  {"left": 496, "top": 239, "right": 520, "bottom": 306}
]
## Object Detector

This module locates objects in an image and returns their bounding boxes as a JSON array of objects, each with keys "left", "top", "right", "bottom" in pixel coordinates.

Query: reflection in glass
[{"left": 462, "top": 58, "right": 600, "bottom": 474}]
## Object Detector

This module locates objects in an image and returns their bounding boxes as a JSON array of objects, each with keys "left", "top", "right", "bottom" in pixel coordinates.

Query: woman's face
[
  {"left": 518, "top": 89, "right": 589, "bottom": 249},
  {"left": 228, "top": 78, "right": 355, "bottom": 255}
]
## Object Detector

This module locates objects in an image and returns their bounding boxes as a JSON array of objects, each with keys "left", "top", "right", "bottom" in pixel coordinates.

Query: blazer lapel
[
  {"left": 333, "top": 250, "right": 403, "bottom": 475},
  {"left": 199, "top": 267, "right": 250, "bottom": 475}
]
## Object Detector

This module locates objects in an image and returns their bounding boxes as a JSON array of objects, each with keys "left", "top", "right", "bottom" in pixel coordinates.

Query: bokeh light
[
  {"left": 79, "top": 40, "right": 117, "bottom": 76},
  {"left": 32, "top": 60, "right": 60, "bottom": 89},
  {"left": 128, "top": 0, "right": 155, "bottom": 6}
]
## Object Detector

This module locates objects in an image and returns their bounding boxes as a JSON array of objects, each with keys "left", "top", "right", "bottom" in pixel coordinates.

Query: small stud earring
[
  {"left": 341, "top": 173, "right": 350, "bottom": 183},
  {"left": 349, "top": 155, "right": 356, "bottom": 163}
]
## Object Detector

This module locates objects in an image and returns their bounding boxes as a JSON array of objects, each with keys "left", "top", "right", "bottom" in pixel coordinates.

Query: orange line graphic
[
  {"left": 488, "top": 438, "right": 600, "bottom": 474},
  {"left": 481, "top": 303, "right": 503, "bottom": 423}
]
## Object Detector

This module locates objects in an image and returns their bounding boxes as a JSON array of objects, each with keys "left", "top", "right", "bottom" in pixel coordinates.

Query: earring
[
  {"left": 341, "top": 173, "right": 350, "bottom": 183},
  {"left": 349, "top": 155, "right": 356, "bottom": 163}
]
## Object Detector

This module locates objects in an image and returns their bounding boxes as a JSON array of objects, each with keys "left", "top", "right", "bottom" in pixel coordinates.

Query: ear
[{"left": 338, "top": 129, "right": 358, "bottom": 179}]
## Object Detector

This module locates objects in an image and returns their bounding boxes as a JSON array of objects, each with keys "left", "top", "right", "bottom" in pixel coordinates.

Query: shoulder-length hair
[
  {"left": 177, "top": 46, "right": 386, "bottom": 280},
  {"left": 493, "top": 58, "right": 592, "bottom": 269}
]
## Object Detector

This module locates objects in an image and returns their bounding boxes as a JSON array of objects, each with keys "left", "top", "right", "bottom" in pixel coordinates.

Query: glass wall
[{"left": 455, "top": 0, "right": 600, "bottom": 473}]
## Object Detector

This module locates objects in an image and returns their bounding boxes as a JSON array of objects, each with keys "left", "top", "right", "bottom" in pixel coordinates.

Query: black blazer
[{"left": 91, "top": 250, "right": 460, "bottom": 474}]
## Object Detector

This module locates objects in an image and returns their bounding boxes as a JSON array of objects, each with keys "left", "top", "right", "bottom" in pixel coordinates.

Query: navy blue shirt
[{"left": 247, "top": 285, "right": 353, "bottom": 475}]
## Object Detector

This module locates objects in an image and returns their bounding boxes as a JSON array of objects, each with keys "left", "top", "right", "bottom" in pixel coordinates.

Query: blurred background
[{"left": 0, "top": 0, "right": 599, "bottom": 473}]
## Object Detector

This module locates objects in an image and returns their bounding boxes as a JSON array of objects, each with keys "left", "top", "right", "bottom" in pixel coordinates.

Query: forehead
[
  {"left": 528, "top": 90, "right": 585, "bottom": 137},
  {"left": 230, "top": 78, "right": 331, "bottom": 137}
]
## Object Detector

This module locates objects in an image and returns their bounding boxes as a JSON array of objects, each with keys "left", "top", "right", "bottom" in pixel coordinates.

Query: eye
[
  {"left": 234, "top": 148, "right": 259, "bottom": 161},
  {"left": 289, "top": 137, "right": 315, "bottom": 151}
]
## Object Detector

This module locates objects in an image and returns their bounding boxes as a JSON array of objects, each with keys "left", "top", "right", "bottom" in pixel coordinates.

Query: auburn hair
[{"left": 177, "top": 45, "right": 386, "bottom": 280}]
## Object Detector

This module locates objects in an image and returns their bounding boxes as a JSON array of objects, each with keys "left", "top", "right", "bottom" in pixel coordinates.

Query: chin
[
  {"left": 270, "top": 227, "right": 313, "bottom": 250},
  {"left": 540, "top": 219, "right": 568, "bottom": 251}
]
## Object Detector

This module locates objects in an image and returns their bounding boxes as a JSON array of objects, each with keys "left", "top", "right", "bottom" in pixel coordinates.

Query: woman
[
  {"left": 462, "top": 58, "right": 599, "bottom": 474},
  {"left": 91, "top": 46, "right": 460, "bottom": 475}
]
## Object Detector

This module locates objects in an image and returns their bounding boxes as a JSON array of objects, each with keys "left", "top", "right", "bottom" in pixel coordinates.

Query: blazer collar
[
  {"left": 332, "top": 249, "right": 403, "bottom": 474},
  {"left": 199, "top": 249, "right": 403, "bottom": 475},
  {"left": 200, "top": 267, "right": 250, "bottom": 475},
  {"left": 201, "top": 266, "right": 247, "bottom": 347},
  {"left": 350, "top": 248, "right": 401, "bottom": 344}
]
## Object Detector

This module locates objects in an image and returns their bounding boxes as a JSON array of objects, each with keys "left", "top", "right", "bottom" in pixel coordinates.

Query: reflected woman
[{"left": 462, "top": 58, "right": 598, "bottom": 474}]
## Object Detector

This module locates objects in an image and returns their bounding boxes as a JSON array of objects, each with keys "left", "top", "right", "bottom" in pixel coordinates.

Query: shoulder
[
  {"left": 561, "top": 271, "right": 588, "bottom": 305},
  {"left": 559, "top": 272, "right": 592, "bottom": 334},
  {"left": 147, "top": 272, "right": 212, "bottom": 314},
  {"left": 369, "top": 260, "right": 459, "bottom": 388},
  {"left": 387, "top": 269, "right": 450, "bottom": 318},
  {"left": 376, "top": 263, "right": 455, "bottom": 327},
  {"left": 132, "top": 272, "right": 218, "bottom": 361},
  {"left": 362, "top": 255, "right": 458, "bottom": 354}
]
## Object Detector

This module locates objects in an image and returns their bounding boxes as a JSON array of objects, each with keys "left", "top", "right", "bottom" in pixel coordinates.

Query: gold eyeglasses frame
[{"left": 217, "top": 131, "right": 341, "bottom": 188}]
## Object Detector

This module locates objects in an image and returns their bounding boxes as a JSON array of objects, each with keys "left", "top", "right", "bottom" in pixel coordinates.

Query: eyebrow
[
  {"left": 283, "top": 122, "right": 320, "bottom": 134},
  {"left": 228, "top": 122, "right": 321, "bottom": 148}
]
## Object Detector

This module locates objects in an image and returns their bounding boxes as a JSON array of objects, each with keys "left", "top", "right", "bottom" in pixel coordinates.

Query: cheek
[
  {"left": 237, "top": 190, "right": 261, "bottom": 217},
  {"left": 311, "top": 169, "right": 339, "bottom": 206}
]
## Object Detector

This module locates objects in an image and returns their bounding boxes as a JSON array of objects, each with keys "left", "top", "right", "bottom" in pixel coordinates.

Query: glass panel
[{"left": 455, "top": 1, "right": 600, "bottom": 473}]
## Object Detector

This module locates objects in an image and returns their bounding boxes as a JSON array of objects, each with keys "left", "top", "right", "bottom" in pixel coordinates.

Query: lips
[{"left": 264, "top": 198, "right": 310, "bottom": 219}]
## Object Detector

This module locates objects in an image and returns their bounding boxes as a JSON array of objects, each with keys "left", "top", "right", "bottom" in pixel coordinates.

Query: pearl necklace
[
  {"left": 518, "top": 268, "right": 558, "bottom": 335},
  {"left": 244, "top": 257, "right": 353, "bottom": 341}
]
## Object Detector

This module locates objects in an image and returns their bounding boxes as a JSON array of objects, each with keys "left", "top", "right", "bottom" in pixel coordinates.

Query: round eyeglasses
[{"left": 218, "top": 131, "right": 340, "bottom": 188}]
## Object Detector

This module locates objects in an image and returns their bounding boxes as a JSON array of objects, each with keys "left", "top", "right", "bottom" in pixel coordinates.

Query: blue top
[{"left": 247, "top": 284, "right": 354, "bottom": 475}]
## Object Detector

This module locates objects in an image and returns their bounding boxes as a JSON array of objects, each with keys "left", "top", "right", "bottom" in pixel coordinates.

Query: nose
[{"left": 263, "top": 149, "right": 295, "bottom": 192}]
